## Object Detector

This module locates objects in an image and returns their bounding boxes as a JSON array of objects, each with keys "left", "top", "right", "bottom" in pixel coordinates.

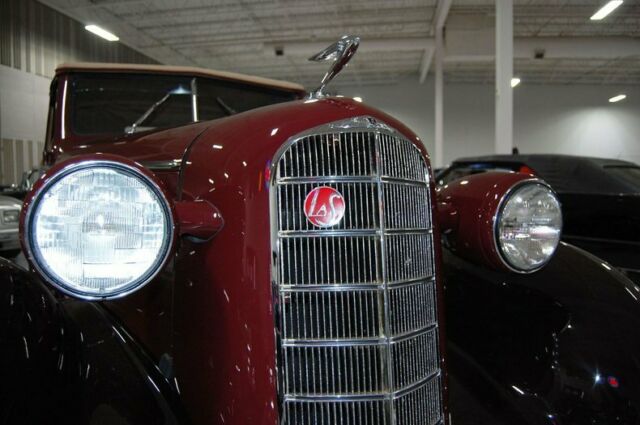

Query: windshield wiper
[
  {"left": 216, "top": 97, "right": 237, "bottom": 116},
  {"left": 125, "top": 85, "right": 191, "bottom": 134},
  {"left": 125, "top": 93, "right": 171, "bottom": 134}
]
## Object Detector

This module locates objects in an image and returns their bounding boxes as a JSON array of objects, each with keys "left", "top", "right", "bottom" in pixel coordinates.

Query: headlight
[
  {"left": 495, "top": 181, "right": 562, "bottom": 272},
  {"left": 25, "top": 161, "right": 173, "bottom": 299}
]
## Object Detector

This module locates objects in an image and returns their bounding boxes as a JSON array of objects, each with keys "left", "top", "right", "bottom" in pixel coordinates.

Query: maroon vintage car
[{"left": 1, "top": 37, "right": 568, "bottom": 425}]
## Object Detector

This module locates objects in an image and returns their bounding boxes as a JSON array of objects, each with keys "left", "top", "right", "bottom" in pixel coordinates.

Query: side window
[{"left": 197, "top": 78, "right": 297, "bottom": 121}]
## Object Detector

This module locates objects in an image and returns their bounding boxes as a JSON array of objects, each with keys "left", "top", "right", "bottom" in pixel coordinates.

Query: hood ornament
[{"left": 308, "top": 35, "right": 360, "bottom": 99}]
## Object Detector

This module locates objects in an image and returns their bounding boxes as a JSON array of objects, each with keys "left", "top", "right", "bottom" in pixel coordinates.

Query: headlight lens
[
  {"left": 27, "top": 162, "right": 173, "bottom": 299},
  {"left": 496, "top": 182, "right": 562, "bottom": 272}
]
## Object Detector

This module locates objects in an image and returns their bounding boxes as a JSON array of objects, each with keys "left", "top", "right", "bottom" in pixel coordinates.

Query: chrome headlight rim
[
  {"left": 493, "top": 179, "right": 562, "bottom": 274},
  {"left": 24, "top": 159, "right": 175, "bottom": 301}
]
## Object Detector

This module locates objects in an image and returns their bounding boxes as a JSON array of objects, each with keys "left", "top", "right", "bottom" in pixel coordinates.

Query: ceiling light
[
  {"left": 85, "top": 25, "right": 119, "bottom": 41},
  {"left": 353, "top": 96, "right": 363, "bottom": 102},
  {"left": 510, "top": 78, "right": 521, "bottom": 88},
  {"left": 590, "top": 1, "right": 623, "bottom": 20},
  {"left": 609, "top": 94, "right": 626, "bottom": 103}
]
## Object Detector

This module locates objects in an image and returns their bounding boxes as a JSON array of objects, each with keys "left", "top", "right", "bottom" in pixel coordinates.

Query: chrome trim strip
[
  {"left": 280, "top": 283, "right": 385, "bottom": 292},
  {"left": 277, "top": 176, "right": 375, "bottom": 184},
  {"left": 277, "top": 176, "right": 428, "bottom": 186},
  {"left": 283, "top": 370, "right": 440, "bottom": 403},
  {"left": 140, "top": 159, "right": 182, "bottom": 171},
  {"left": 279, "top": 277, "right": 435, "bottom": 292},
  {"left": 278, "top": 228, "right": 432, "bottom": 238},
  {"left": 278, "top": 229, "right": 379, "bottom": 238},
  {"left": 392, "top": 372, "right": 440, "bottom": 399},
  {"left": 282, "top": 324, "right": 437, "bottom": 347},
  {"left": 381, "top": 176, "right": 429, "bottom": 186}
]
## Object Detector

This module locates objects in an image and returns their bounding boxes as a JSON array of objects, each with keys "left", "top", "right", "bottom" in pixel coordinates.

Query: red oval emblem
[{"left": 304, "top": 186, "right": 346, "bottom": 228}]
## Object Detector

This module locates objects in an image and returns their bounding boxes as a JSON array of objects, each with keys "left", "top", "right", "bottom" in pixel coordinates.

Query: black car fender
[
  {"left": 444, "top": 242, "right": 640, "bottom": 425},
  {"left": 0, "top": 258, "right": 189, "bottom": 425}
]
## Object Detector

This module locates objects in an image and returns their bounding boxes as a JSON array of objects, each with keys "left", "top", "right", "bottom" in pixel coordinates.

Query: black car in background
[{"left": 437, "top": 154, "right": 640, "bottom": 284}]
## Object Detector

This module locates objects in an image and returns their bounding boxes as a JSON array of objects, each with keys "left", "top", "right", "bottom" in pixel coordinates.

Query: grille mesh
[{"left": 272, "top": 118, "right": 443, "bottom": 425}]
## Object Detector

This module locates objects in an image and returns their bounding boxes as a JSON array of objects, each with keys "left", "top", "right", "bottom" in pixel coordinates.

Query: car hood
[{"left": 56, "top": 120, "right": 213, "bottom": 166}]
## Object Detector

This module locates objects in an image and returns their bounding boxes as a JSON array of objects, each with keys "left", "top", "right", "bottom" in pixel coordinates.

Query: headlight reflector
[
  {"left": 26, "top": 162, "right": 173, "bottom": 299},
  {"left": 496, "top": 182, "right": 562, "bottom": 272}
]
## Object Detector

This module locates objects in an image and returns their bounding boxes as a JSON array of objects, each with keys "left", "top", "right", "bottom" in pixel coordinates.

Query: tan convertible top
[{"left": 56, "top": 62, "right": 306, "bottom": 93}]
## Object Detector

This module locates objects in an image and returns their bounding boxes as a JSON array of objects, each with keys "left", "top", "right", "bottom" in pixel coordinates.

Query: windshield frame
[{"left": 58, "top": 70, "right": 303, "bottom": 145}]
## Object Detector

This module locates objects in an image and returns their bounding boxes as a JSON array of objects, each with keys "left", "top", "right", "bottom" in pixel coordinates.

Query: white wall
[
  {"left": 0, "top": 65, "right": 50, "bottom": 142},
  {"left": 0, "top": 65, "right": 50, "bottom": 184},
  {"left": 341, "top": 77, "right": 640, "bottom": 166}
]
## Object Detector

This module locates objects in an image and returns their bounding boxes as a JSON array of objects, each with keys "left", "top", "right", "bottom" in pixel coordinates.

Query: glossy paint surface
[
  {"left": 36, "top": 92, "right": 446, "bottom": 425},
  {"left": 436, "top": 171, "right": 538, "bottom": 272},
  {"left": 171, "top": 98, "right": 445, "bottom": 425},
  {"left": 444, "top": 242, "right": 640, "bottom": 424},
  {"left": 0, "top": 258, "right": 187, "bottom": 425},
  {"left": 560, "top": 193, "right": 640, "bottom": 285}
]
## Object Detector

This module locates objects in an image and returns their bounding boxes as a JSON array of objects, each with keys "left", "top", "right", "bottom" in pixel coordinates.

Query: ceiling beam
[
  {"left": 431, "top": 0, "right": 453, "bottom": 36},
  {"left": 421, "top": 0, "right": 452, "bottom": 83},
  {"left": 270, "top": 38, "right": 434, "bottom": 56},
  {"left": 419, "top": 48, "right": 434, "bottom": 84}
]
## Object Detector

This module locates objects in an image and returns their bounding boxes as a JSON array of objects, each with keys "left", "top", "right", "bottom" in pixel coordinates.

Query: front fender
[
  {"left": 444, "top": 242, "right": 640, "bottom": 424},
  {"left": 0, "top": 258, "right": 188, "bottom": 425}
]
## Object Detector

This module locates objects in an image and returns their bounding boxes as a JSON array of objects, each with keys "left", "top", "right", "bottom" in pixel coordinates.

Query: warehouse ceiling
[{"left": 39, "top": 0, "right": 640, "bottom": 87}]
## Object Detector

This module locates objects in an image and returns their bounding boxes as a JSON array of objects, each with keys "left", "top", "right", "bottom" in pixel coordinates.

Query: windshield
[
  {"left": 604, "top": 166, "right": 640, "bottom": 193},
  {"left": 70, "top": 73, "right": 298, "bottom": 137}
]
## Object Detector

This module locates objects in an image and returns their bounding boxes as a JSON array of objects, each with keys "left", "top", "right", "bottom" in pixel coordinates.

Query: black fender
[
  {"left": 444, "top": 242, "right": 640, "bottom": 425},
  {"left": 0, "top": 258, "right": 189, "bottom": 425}
]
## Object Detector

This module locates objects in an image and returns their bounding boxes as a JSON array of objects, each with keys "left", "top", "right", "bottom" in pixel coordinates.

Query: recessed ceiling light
[
  {"left": 353, "top": 96, "right": 363, "bottom": 102},
  {"left": 510, "top": 77, "right": 521, "bottom": 88},
  {"left": 609, "top": 94, "right": 626, "bottom": 103},
  {"left": 590, "top": 1, "right": 623, "bottom": 20},
  {"left": 85, "top": 25, "right": 119, "bottom": 42}
]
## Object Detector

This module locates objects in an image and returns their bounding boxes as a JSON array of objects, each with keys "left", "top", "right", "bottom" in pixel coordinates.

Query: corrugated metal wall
[
  {"left": 0, "top": 0, "right": 156, "bottom": 77},
  {"left": 0, "top": 0, "right": 157, "bottom": 186}
]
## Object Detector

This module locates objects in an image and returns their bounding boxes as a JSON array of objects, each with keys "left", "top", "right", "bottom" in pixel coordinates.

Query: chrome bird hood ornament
[{"left": 308, "top": 35, "right": 360, "bottom": 99}]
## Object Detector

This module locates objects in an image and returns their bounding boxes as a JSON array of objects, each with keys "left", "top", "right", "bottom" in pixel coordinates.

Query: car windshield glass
[
  {"left": 196, "top": 77, "right": 298, "bottom": 121},
  {"left": 604, "top": 166, "right": 640, "bottom": 193},
  {"left": 437, "top": 164, "right": 516, "bottom": 186},
  {"left": 71, "top": 73, "right": 193, "bottom": 136},
  {"left": 70, "top": 73, "right": 299, "bottom": 137}
]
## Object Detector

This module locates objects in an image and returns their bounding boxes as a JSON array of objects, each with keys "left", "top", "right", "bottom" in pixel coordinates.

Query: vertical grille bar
[{"left": 271, "top": 117, "right": 443, "bottom": 425}]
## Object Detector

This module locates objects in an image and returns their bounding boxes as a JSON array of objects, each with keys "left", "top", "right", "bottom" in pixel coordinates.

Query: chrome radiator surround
[{"left": 270, "top": 116, "right": 443, "bottom": 425}]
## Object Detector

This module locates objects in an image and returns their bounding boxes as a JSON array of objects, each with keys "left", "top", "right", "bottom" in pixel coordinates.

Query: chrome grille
[{"left": 271, "top": 117, "right": 443, "bottom": 425}]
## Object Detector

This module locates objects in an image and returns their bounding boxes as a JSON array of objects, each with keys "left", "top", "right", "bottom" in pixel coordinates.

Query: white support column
[
  {"left": 495, "top": 0, "right": 514, "bottom": 154},
  {"left": 434, "top": 27, "right": 444, "bottom": 168}
]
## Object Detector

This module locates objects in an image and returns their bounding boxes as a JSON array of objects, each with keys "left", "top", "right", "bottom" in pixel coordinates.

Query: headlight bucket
[
  {"left": 436, "top": 172, "right": 562, "bottom": 274},
  {"left": 21, "top": 154, "right": 176, "bottom": 300}
]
